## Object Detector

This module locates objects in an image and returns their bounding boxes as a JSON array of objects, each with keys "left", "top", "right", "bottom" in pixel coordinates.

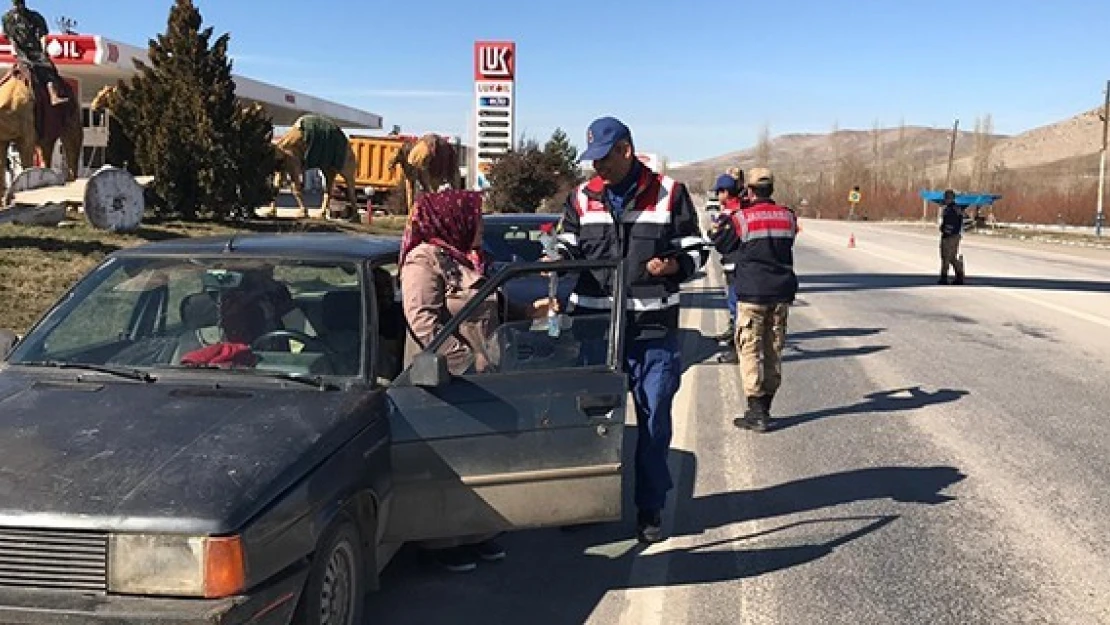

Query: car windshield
[
  {"left": 483, "top": 220, "right": 557, "bottom": 263},
  {"left": 7, "top": 256, "right": 365, "bottom": 379}
]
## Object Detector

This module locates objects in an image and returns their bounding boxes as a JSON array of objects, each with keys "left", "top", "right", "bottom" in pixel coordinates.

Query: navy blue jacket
[
  {"left": 711, "top": 198, "right": 798, "bottom": 305},
  {"left": 940, "top": 204, "right": 964, "bottom": 237},
  {"left": 556, "top": 166, "right": 707, "bottom": 340}
]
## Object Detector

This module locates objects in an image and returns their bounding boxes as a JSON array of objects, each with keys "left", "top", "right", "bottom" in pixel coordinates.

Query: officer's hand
[
  {"left": 647, "top": 257, "right": 679, "bottom": 276},
  {"left": 539, "top": 253, "right": 556, "bottom": 277},
  {"left": 531, "top": 297, "right": 560, "bottom": 319}
]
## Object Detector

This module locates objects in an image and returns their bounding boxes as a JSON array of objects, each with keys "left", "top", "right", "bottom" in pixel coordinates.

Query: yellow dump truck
[
  {"left": 332, "top": 133, "right": 464, "bottom": 208},
  {"left": 334, "top": 135, "right": 408, "bottom": 206}
]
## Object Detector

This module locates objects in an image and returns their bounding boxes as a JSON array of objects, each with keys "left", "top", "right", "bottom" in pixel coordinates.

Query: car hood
[{"left": 0, "top": 370, "right": 381, "bottom": 535}]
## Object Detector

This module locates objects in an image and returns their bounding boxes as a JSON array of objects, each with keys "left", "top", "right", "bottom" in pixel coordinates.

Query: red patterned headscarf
[{"left": 400, "top": 190, "right": 486, "bottom": 272}]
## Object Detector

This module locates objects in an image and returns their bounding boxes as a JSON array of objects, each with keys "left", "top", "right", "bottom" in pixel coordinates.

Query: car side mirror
[
  {"left": 0, "top": 329, "right": 19, "bottom": 360},
  {"left": 409, "top": 351, "right": 451, "bottom": 388}
]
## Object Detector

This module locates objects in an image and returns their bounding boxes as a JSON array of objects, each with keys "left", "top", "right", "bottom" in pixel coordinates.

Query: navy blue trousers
[
  {"left": 624, "top": 333, "right": 682, "bottom": 512},
  {"left": 726, "top": 282, "right": 738, "bottom": 323}
]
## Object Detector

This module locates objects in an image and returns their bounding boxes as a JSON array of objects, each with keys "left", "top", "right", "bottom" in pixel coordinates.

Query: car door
[{"left": 383, "top": 258, "right": 628, "bottom": 543}]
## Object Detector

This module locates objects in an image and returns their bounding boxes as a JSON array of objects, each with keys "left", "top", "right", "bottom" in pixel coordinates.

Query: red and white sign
[
  {"left": 0, "top": 34, "right": 100, "bottom": 65},
  {"left": 472, "top": 40, "right": 517, "bottom": 190},
  {"left": 474, "top": 41, "right": 515, "bottom": 81}
]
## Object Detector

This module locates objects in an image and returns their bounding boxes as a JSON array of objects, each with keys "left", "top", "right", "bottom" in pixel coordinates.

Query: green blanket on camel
[{"left": 298, "top": 115, "right": 349, "bottom": 172}]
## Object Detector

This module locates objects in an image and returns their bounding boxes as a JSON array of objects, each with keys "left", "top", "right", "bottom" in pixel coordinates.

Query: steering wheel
[{"left": 250, "top": 329, "right": 337, "bottom": 359}]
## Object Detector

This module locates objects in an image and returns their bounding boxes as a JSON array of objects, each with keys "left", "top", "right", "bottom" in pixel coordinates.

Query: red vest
[{"left": 574, "top": 168, "right": 677, "bottom": 223}]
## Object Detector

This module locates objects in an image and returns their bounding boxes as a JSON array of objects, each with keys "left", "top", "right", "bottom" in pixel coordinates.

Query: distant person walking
[{"left": 938, "top": 189, "right": 966, "bottom": 285}]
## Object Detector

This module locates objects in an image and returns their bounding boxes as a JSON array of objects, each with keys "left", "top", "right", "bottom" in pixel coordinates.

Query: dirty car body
[{"left": 0, "top": 233, "right": 629, "bottom": 623}]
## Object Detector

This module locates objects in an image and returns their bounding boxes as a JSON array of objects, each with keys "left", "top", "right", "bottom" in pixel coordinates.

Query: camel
[
  {"left": 389, "top": 133, "right": 461, "bottom": 213},
  {"left": 269, "top": 115, "right": 359, "bottom": 220},
  {"left": 88, "top": 84, "right": 116, "bottom": 115},
  {"left": 89, "top": 84, "right": 139, "bottom": 174},
  {"left": 0, "top": 67, "right": 82, "bottom": 201}
]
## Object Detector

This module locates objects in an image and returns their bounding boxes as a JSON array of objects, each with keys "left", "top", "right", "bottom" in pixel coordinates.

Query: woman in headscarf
[
  {"left": 398, "top": 189, "right": 549, "bottom": 572},
  {"left": 400, "top": 189, "right": 549, "bottom": 375}
]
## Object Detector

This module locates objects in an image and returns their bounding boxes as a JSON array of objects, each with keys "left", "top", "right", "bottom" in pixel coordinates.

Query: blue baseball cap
[
  {"left": 579, "top": 116, "right": 633, "bottom": 161},
  {"left": 714, "top": 174, "right": 738, "bottom": 193}
]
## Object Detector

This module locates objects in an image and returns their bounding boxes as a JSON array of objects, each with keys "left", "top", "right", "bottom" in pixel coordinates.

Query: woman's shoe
[{"left": 432, "top": 547, "right": 478, "bottom": 573}]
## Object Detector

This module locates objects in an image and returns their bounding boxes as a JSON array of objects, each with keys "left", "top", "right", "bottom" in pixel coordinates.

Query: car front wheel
[{"left": 295, "top": 516, "right": 365, "bottom": 625}]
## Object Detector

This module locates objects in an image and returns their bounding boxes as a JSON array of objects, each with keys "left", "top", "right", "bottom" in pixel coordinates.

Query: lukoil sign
[{"left": 473, "top": 41, "right": 515, "bottom": 81}]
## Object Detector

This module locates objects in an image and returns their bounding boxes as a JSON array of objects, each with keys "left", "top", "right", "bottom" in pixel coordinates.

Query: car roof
[
  {"left": 482, "top": 213, "right": 560, "bottom": 224},
  {"left": 111, "top": 232, "right": 402, "bottom": 263}
]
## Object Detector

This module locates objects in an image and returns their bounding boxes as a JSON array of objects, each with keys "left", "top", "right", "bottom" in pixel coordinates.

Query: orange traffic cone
[{"left": 848, "top": 233, "right": 856, "bottom": 248}]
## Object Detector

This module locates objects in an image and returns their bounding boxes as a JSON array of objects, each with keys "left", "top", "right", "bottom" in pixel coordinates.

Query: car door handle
[{"left": 577, "top": 393, "right": 621, "bottom": 420}]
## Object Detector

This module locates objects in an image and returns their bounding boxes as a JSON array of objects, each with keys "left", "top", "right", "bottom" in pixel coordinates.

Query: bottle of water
[{"left": 539, "top": 232, "right": 561, "bottom": 338}]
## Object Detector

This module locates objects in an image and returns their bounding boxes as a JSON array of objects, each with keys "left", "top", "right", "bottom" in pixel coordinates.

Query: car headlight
[{"left": 109, "top": 534, "right": 245, "bottom": 598}]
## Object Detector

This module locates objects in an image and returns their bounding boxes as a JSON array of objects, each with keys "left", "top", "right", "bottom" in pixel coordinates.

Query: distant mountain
[
  {"left": 926, "top": 106, "right": 1105, "bottom": 179},
  {"left": 669, "top": 126, "right": 1007, "bottom": 189},
  {"left": 669, "top": 104, "right": 1107, "bottom": 191}
]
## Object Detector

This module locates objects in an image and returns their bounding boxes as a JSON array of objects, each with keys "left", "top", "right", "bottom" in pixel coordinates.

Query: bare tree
[
  {"left": 971, "top": 114, "right": 996, "bottom": 190},
  {"left": 871, "top": 119, "right": 884, "bottom": 199},
  {"left": 755, "top": 122, "right": 772, "bottom": 166}
]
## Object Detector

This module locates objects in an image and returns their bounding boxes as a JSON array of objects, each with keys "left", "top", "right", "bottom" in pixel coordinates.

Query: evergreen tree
[
  {"left": 231, "top": 101, "right": 277, "bottom": 219},
  {"left": 540, "top": 127, "right": 583, "bottom": 213},
  {"left": 543, "top": 127, "right": 581, "bottom": 186},
  {"left": 103, "top": 105, "right": 140, "bottom": 176},
  {"left": 113, "top": 0, "right": 274, "bottom": 219},
  {"left": 486, "top": 139, "right": 559, "bottom": 213}
]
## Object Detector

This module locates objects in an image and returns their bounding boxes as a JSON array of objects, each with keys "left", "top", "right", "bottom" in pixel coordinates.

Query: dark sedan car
[{"left": 0, "top": 233, "right": 630, "bottom": 624}]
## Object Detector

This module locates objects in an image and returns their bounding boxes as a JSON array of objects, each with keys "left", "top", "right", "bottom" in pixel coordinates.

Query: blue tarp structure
[{"left": 920, "top": 190, "right": 1002, "bottom": 207}]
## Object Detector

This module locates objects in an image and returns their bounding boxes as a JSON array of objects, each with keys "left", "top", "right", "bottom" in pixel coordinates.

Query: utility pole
[
  {"left": 944, "top": 118, "right": 959, "bottom": 189},
  {"left": 1097, "top": 80, "right": 1109, "bottom": 237}
]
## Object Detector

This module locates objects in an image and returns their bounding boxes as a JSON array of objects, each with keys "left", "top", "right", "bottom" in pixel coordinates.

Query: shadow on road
[
  {"left": 680, "top": 287, "right": 728, "bottom": 311},
  {"left": 800, "top": 272, "right": 1110, "bottom": 294},
  {"left": 680, "top": 464, "right": 966, "bottom": 537},
  {"left": 366, "top": 446, "right": 962, "bottom": 624},
  {"left": 677, "top": 328, "right": 722, "bottom": 373},
  {"left": 784, "top": 344, "right": 890, "bottom": 363},
  {"left": 772, "top": 386, "right": 969, "bottom": 432},
  {"left": 789, "top": 327, "right": 886, "bottom": 341},
  {"left": 783, "top": 326, "right": 890, "bottom": 362}
]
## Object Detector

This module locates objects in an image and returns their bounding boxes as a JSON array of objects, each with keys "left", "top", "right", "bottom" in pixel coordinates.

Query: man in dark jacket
[
  {"left": 2, "top": 0, "right": 69, "bottom": 105},
  {"left": 555, "top": 116, "right": 707, "bottom": 543},
  {"left": 710, "top": 167, "right": 797, "bottom": 433},
  {"left": 713, "top": 172, "right": 746, "bottom": 363},
  {"left": 938, "top": 189, "right": 966, "bottom": 285}
]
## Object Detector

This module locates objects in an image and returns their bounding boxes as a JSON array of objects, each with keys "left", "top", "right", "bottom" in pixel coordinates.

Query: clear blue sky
[{"left": 29, "top": 0, "right": 1110, "bottom": 164}]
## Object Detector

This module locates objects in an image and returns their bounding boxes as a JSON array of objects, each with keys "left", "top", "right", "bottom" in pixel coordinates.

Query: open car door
[{"left": 384, "top": 258, "right": 628, "bottom": 543}]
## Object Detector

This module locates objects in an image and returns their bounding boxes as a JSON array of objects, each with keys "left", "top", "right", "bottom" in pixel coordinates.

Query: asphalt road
[{"left": 364, "top": 217, "right": 1110, "bottom": 625}]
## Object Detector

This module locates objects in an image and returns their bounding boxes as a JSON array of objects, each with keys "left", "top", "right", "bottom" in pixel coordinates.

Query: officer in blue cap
[
  {"left": 712, "top": 172, "right": 745, "bottom": 363},
  {"left": 553, "top": 116, "right": 707, "bottom": 543}
]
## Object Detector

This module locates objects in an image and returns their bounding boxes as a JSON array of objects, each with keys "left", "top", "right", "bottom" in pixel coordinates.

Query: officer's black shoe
[
  {"left": 937, "top": 274, "right": 949, "bottom": 285},
  {"left": 760, "top": 394, "right": 775, "bottom": 418},
  {"left": 636, "top": 509, "right": 664, "bottom": 544},
  {"left": 734, "top": 396, "right": 769, "bottom": 433}
]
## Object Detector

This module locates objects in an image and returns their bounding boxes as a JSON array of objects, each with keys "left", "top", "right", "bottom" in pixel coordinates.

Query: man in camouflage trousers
[{"left": 709, "top": 168, "right": 798, "bottom": 433}]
